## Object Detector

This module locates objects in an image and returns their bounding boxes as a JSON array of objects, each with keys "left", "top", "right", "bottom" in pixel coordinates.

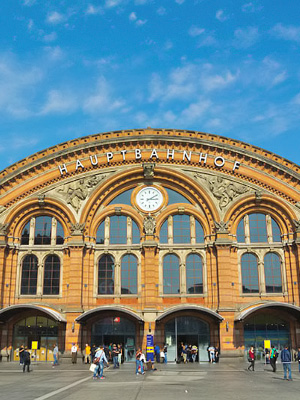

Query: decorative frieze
[{"left": 143, "top": 215, "right": 156, "bottom": 236}]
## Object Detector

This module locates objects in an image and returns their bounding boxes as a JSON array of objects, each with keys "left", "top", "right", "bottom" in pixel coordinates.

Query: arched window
[
  {"left": 21, "top": 255, "right": 38, "bottom": 295},
  {"left": 121, "top": 254, "right": 137, "bottom": 294},
  {"left": 96, "top": 221, "right": 105, "bottom": 244},
  {"left": 56, "top": 221, "right": 64, "bottom": 245},
  {"left": 43, "top": 255, "right": 60, "bottom": 295},
  {"left": 271, "top": 219, "right": 281, "bottom": 242},
  {"left": 98, "top": 255, "right": 115, "bottom": 295},
  {"left": 163, "top": 254, "right": 180, "bottom": 294},
  {"left": 236, "top": 213, "right": 282, "bottom": 244},
  {"left": 186, "top": 254, "right": 203, "bottom": 294},
  {"left": 34, "top": 216, "right": 52, "bottom": 245},
  {"left": 264, "top": 253, "right": 282, "bottom": 293},
  {"left": 241, "top": 253, "right": 259, "bottom": 293},
  {"left": 160, "top": 220, "right": 168, "bottom": 244},
  {"left": 110, "top": 216, "right": 127, "bottom": 244},
  {"left": 195, "top": 220, "right": 204, "bottom": 243},
  {"left": 236, "top": 218, "right": 245, "bottom": 243},
  {"left": 173, "top": 215, "right": 190, "bottom": 244}
]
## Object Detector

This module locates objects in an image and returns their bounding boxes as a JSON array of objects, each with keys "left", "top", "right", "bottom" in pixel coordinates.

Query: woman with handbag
[{"left": 247, "top": 346, "right": 255, "bottom": 371}]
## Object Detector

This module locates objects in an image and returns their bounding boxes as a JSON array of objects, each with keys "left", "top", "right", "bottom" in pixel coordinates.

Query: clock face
[{"left": 136, "top": 187, "right": 163, "bottom": 212}]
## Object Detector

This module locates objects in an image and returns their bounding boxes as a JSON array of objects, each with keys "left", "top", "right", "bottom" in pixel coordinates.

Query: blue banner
[{"left": 146, "top": 334, "right": 154, "bottom": 362}]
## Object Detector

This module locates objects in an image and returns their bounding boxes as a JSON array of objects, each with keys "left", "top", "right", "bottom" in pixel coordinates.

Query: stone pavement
[{"left": 0, "top": 359, "right": 299, "bottom": 400}]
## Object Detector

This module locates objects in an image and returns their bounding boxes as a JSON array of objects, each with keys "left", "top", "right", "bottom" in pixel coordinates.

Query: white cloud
[
  {"left": 105, "top": 0, "right": 124, "bottom": 8},
  {"left": 28, "top": 19, "right": 34, "bottom": 31},
  {"left": 22, "top": 0, "right": 36, "bottom": 6},
  {"left": 181, "top": 99, "right": 212, "bottom": 122},
  {"left": 46, "top": 11, "right": 64, "bottom": 25},
  {"left": 271, "top": 23, "right": 300, "bottom": 43},
  {"left": 40, "top": 90, "right": 78, "bottom": 115},
  {"left": 83, "top": 77, "right": 125, "bottom": 114},
  {"left": 216, "top": 10, "right": 228, "bottom": 22},
  {"left": 43, "top": 32, "right": 57, "bottom": 43},
  {"left": 242, "top": 2, "right": 263, "bottom": 13},
  {"left": 175, "top": 0, "right": 185, "bottom": 4},
  {"left": 188, "top": 26, "right": 205, "bottom": 37},
  {"left": 234, "top": 26, "right": 259, "bottom": 48},
  {"left": 197, "top": 35, "right": 217, "bottom": 47},
  {"left": 157, "top": 7, "right": 166, "bottom": 16},
  {"left": 164, "top": 40, "right": 173, "bottom": 50},
  {"left": 136, "top": 19, "right": 147, "bottom": 26},
  {"left": 202, "top": 71, "right": 237, "bottom": 92},
  {"left": 43, "top": 46, "right": 64, "bottom": 61},
  {"left": 85, "top": 4, "right": 104, "bottom": 15},
  {"left": 129, "top": 12, "right": 137, "bottom": 21}
]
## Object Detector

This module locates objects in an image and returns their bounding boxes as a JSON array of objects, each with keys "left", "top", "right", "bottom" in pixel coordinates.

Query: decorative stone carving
[
  {"left": 0, "top": 205, "right": 6, "bottom": 215},
  {"left": 295, "top": 202, "right": 300, "bottom": 210},
  {"left": 142, "top": 163, "right": 155, "bottom": 179},
  {"left": 57, "top": 175, "right": 105, "bottom": 212},
  {"left": 70, "top": 223, "right": 85, "bottom": 235},
  {"left": 143, "top": 215, "right": 156, "bottom": 235},
  {"left": 255, "top": 190, "right": 263, "bottom": 203},
  {"left": 294, "top": 220, "right": 300, "bottom": 232},
  {"left": 214, "top": 220, "right": 229, "bottom": 234},
  {"left": 38, "top": 194, "right": 45, "bottom": 206},
  {"left": 0, "top": 223, "right": 9, "bottom": 235},
  {"left": 195, "top": 174, "right": 250, "bottom": 210}
]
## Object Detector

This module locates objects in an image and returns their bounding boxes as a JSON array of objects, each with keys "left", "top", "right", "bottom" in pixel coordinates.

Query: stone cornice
[{"left": 0, "top": 128, "right": 299, "bottom": 186}]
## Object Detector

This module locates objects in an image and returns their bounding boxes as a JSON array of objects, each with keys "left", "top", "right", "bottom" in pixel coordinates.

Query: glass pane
[
  {"left": 241, "top": 253, "right": 259, "bottom": 293},
  {"left": 264, "top": 252, "right": 282, "bottom": 293},
  {"left": 236, "top": 218, "right": 245, "bottom": 243},
  {"left": 163, "top": 254, "right": 180, "bottom": 294},
  {"left": 110, "top": 216, "right": 127, "bottom": 244},
  {"left": 21, "top": 221, "right": 30, "bottom": 245},
  {"left": 160, "top": 220, "right": 168, "bottom": 244},
  {"left": 43, "top": 255, "right": 60, "bottom": 295},
  {"left": 173, "top": 215, "right": 191, "bottom": 244},
  {"left": 108, "top": 189, "right": 133, "bottom": 205},
  {"left": 98, "top": 255, "right": 115, "bottom": 295},
  {"left": 121, "top": 254, "right": 137, "bottom": 294},
  {"left": 21, "top": 255, "right": 38, "bottom": 295},
  {"left": 249, "top": 213, "right": 268, "bottom": 243},
  {"left": 34, "top": 216, "right": 51, "bottom": 245},
  {"left": 186, "top": 254, "right": 203, "bottom": 294},
  {"left": 132, "top": 220, "right": 140, "bottom": 244},
  {"left": 96, "top": 221, "right": 105, "bottom": 244},
  {"left": 56, "top": 221, "right": 64, "bottom": 245},
  {"left": 271, "top": 219, "right": 281, "bottom": 243},
  {"left": 165, "top": 188, "right": 191, "bottom": 205},
  {"left": 195, "top": 220, "right": 204, "bottom": 243}
]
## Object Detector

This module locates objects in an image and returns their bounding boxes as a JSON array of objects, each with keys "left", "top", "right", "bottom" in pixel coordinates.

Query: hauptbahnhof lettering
[{"left": 0, "top": 128, "right": 299, "bottom": 363}]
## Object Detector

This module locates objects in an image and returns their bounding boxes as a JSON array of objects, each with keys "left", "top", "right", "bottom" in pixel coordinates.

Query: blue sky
[{"left": 0, "top": 0, "right": 300, "bottom": 171}]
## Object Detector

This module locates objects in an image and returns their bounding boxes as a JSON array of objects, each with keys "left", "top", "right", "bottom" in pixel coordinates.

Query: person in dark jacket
[
  {"left": 270, "top": 345, "right": 278, "bottom": 372},
  {"left": 280, "top": 345, "right": 292, "bottom": 380},
  {"left": 297, "top": 347, "right": 300, "bottom": 373},
  {"left": 23, "top": 347, "right": 31, "bottom": 373}
]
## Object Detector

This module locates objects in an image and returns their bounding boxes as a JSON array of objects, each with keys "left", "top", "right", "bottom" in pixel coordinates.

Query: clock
[{"left": 136, "top": 186, "right": 163, "bottom": 212}]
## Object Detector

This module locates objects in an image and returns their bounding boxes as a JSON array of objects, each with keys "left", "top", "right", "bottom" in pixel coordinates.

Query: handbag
[{"left": 89, "top": 363, "right": 97, "bottom": 372}]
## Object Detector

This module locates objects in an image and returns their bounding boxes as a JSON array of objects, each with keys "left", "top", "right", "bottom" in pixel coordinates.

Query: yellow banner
[
  {"left": 31, "top": 341, "right": 38, "bottom": 350},
  {"left": 264, "top": 340, "right": 271, "bottom": 350}
]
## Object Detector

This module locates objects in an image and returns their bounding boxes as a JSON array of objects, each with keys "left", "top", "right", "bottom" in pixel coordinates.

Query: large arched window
[
  {"left": 96, "top": 216, "right": 140, "bottom": 245},
  {"left": 121, "top": 254, "right": 137, "bottom": 294},
  {"left": 43, "top": 255, "right": 60, "bottom": 295},
  {"left": 173, "top": 215, "right": 190, "bottom": 244},
  {"left": 110, "top": 216, "right": 127, "bottom": 244},
  {"left": 34, "top": 216, "right": 52, "bottom": 245},
  {"left": 21, "top": 221, "right": 30, "bottom": 245},
  {"left": 186, "top": 254, "right": 203, "bottom": 294},
  {"left": 241, "top": 253, "right": 259, "bottom": 293},
  {"left": 159, "top": 215, "right": 204, "bottom": 244},
  {"left": 21, "top": 216, "right": 64, "bottom": 245},
  {"left": 98, "top": 255, "right": 115, "bottom": 295},
  {"left": 163, "top": 254, "right": 180, "bottom": 294},
  {"left": 264, "top": 252, "right": 282, "bottom": 293},
  {"left": 21, "top": 255, "right": 38, "bottom": 295},
  {"left": 236, "top": 213, "right": 281, "bottom": 243}
]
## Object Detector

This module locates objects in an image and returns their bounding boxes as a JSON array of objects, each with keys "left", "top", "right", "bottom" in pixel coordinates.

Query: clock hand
[{"left": 146, "top": 196, "right": 158, "bottom": 201}]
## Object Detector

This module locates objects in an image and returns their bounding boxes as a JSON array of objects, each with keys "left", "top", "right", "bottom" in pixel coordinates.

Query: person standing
[
  {"left": 23, "top": 347, "right": 31, "bottom": 373},
  {"left": 247, "top": 346, "right": 255, "bottom": 371},
  {"left": 297, "top": 347, "right": 300, "bottom": 373},
  {"left": 270, "top": 345, "right": 278, "bottom": 372},
  {"left": 112, "top": 344, "right": 119, "bottom": 368},
  {"left": 19, "top": 344, "right": 25, "bottom": 365},
  {"left": 71, "top": 343, "right": 78, "bottom": 364},
  {"left": 163, "top": 344, "right": 168, "bottom": 364},
  {"left": 154, "top": 344, "right": 160, "bottom": 363},
  {"left": 208, "top": 345, "right": 215, "bottom": 363},
  {"left": 281, "top": 345, "right": 292, "bottom": 381},
  {"left": 117, "top": 344, "right": 122, "bottom": 366},
  {"left": 85, "top": 344, "right": 91, "bottom": 364},
  {"left": 53, "top": 344, "right": 59, "bottom": 367}
]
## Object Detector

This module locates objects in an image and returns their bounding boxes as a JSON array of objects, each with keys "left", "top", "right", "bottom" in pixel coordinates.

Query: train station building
[{"left": 0, "top": 128, "right": 299, "bottom": 362}]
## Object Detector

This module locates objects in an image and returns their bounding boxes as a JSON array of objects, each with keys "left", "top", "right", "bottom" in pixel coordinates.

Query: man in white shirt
[
  {"left": 93, "top": 346, "right": 108, "bottom": 380},
  {"left": 53, "top": 344, "right": 59, "bottom": 366},
  {"left": 71, "top": 343, "right": 78, "bottom": 364}
]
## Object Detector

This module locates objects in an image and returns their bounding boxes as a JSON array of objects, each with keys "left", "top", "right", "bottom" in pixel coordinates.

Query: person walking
[
  {"left": 281, "top": 345, "right": 292, "bottom": 381},
  {"left": 247, "top": 346, "right": 255, "bottom": 371},
  {"left": 112, "top": 344, "right": 119, "bottom": 368},
  {"left": 19, "top": 344, "right": 25, "bottom": 366},
  {"left": 163, "top": 344, "right": 168, "bottom": 364},
  {"left": 154, "top": 344, "right": 160, "bottom": 363},
  {"left": 135, "top": 348, "right": 145, "bottom": 375},
  {"left": 23, "top": 347, "right": 31, "bottom": 373},
  {"left": 93, "top": 346, "right": 109, "bottom": 380},
  {"left": 53, "top": 344, "right": 59, "bottom": 367},
  {"left": 297, "top": 347, "right": 300, "bottom": 373},
  {"left": 117, "top": 344, "right": 122, "bottom": 366},
  {"left": 71, "top": 343, "right": 78, "bottom": 364},
  {"left": 85, "top": 344, "right": 91, "bottom": 364},
  {"left": 270, "top": 345, "right": 278, "bottom": 372}
]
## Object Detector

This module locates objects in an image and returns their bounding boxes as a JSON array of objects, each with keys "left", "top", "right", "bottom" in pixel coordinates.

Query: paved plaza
[{"left": 0, "top": 359, "right": 299, "bottom": 400}]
